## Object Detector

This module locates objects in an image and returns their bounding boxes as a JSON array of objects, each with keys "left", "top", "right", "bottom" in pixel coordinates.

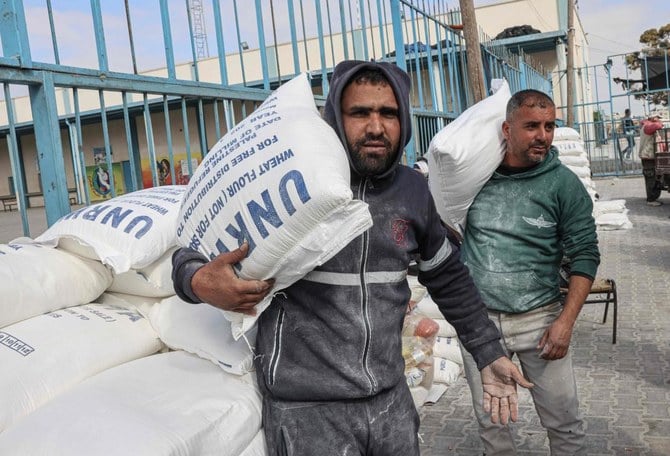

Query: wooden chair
[{"left": 561, "top": 278, "right": 618, "bottom": 344}]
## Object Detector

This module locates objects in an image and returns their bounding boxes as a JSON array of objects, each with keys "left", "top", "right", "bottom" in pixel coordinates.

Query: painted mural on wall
[
  {"left": 140, "top": 154, "right": 200, "bottom": 188},
  {"left": 86, "top": 162, "right": 125, "bottom": 201}
]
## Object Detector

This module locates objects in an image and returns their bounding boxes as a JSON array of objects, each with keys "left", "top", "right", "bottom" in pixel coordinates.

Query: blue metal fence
[
  {"left": 556, "top": 51, "right": 670, "bottom": 178},
  {"left": 0, "top": 0, "right": 551, "bottom": 237}
]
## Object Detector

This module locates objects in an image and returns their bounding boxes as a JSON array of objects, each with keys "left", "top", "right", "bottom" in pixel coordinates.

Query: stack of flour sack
[
  {"left": 0, "top": 73, "right": 376, "bottom": 456},
  {"left": 552, "top": 126, "right": 632, "bottom": 230}
]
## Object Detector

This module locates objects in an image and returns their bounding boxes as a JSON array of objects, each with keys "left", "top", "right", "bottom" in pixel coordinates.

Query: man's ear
[{"left": 501, "top": 120, "right": 510, "bottom": 141}]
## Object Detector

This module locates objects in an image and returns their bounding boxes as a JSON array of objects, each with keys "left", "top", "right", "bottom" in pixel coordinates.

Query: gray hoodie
[{"left": 172, "top": 60, "right": 505, "bottom": 401}]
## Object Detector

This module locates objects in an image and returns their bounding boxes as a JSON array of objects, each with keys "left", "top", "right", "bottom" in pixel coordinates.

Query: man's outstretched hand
[
  {"left": 191, "top": 243, "right": 275, "bottom": 315},
  {"left": 480, "top": 357, "right": 534, "bottom": 425}
]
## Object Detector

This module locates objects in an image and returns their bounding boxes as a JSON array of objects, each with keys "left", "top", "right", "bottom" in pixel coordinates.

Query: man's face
[
  {"left": 502, "top": 103, "right": 556, "bottom": 167},
  {"left": 341, "top": 81, "right": 401, "bottom": 176}
]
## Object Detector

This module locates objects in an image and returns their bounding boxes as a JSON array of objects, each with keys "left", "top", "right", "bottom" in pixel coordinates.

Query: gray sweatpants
[
  {"left": 261, "top": 380, "right": 420, "bottom": 456},
  {"left": 461, "top": 302, "right": 585, "bottom": 456}
]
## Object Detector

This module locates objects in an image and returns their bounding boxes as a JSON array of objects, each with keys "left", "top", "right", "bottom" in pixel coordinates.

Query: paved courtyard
[
  {"left": 1, "top": 176, "right": 669, "bottom": 455},
  {"left": 418, "top": 176, "right": 670, "bottom": 455}
]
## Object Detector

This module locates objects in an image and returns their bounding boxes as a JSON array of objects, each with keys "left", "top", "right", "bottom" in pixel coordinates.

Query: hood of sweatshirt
[{"left": 322, "top": 60, "right": 412, "bottom": 179}]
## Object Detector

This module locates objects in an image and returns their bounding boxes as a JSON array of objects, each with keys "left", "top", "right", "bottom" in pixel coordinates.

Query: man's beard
[
  {"left": 524, "top": 141, "right": 549, "bottom": 163},
  {"left": 348, "top": 135, "right": 396, "bottom": 176}
]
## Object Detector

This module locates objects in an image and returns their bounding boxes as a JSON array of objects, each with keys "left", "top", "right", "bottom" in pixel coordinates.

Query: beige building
[{"left": 473, "top": 0, "right": 592, "bottom": 123}]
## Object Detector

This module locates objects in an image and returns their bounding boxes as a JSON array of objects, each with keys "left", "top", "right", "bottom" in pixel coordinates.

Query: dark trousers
[
  {"left": 642, "top": 159, "right": 661, "bottom": 202},
  {"left": 261, "top": 381, "right": 420, "bottom": 456}
]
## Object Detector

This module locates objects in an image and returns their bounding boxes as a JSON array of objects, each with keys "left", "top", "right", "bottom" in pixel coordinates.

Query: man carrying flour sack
[
  {"left": 172, "top": 60, "right": 532, "bottom": 455},
  {"left": 460, "top": 89, "right": 600, "bottom": 455}
]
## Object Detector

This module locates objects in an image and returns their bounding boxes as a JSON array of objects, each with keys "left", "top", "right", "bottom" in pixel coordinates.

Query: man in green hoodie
[{"left": 460, "top": 89, "right": 600, "bottom": 455}]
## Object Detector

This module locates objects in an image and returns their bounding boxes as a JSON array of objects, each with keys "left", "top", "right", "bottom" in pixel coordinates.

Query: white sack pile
[
  {"left": 427, "top": 79, "right": 511, "bottom": 234},
  {"left": 1, "top": 185, "right": 267, "bottom": 455},
  {"left": 176, "top": 73, "right": 372, "bottom": 339},
  {"left": 35, "top": 185, "right": 186, "bottom": 274},
  {"left": 1, "top": 72, "right": 379, "bottom": 453},
  {"left": 0, "top": 351, "right": 263, "bottom": 456},
  {"left": 144, "top": 294, "right": 257, "bottom": 376},
  {"left": 0, "top": 241, "right": 112, "bottom": 327},
  {"left": 552, "top": 127, "right": 599, "bottom": 202},
  {"left": 0, "top": 301, "right": 162, "bottom": 432},
  {"left": 592, "top": 198, "right": 633, "bottom": 231},
  {"left": 554, "top": 127, "right": 632, "bottom": 230}
]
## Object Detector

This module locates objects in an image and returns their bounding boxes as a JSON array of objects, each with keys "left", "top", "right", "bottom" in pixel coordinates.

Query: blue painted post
[
  {"left": 211, "top": 0, "right": 229, "bottom": 85},
  {"left": 73, "top": 89, "right": 92, "bottom": 204},
  {"left": 159, "top": 0, "right": 176, "bottom": 79},
  {"left": 143, "top": 94, "right": 159, "bottom": 187},
  {"left": 3, "top": 84, "right": 30, "bottom": 236},
  {"left": 314, "top": 0, "right": 329, "bottom": 94},
  {"left": 163, "top": 96, "right": 176, "bottom": 184},
  {"left": 89, "top": 0, "right": 109, "bottom": 72},
  {"left": 287, "top": 0, "right": 302, "bottom": 75},
  {"left": 122, "top": 92, "right": 139, "bottom": 192},
  {"left": 357, "top": 0, "right": 369, "bottom": 60},
  {"left": 0, "top": 0, "right": 32, "bottom": 66},
  {"left": 389, "top": 0, "right": 414, "bottom": 164},
  {"left": 29, "top": 72, "right": 70, "bottom": 224},
  {"left": 254, "top": 0, "right": 271, "bottom": 90},
  {"left": 98, "top": 90, "right": 116, "bottom": 198},
  {"left": 232, "top": 0, "right": 247, "bottom": 86},
  {"left": 338, "top": 0, "right": 349, "bottom": 61},
  {"left": 519, "top": 56, "right": 528, "bottom": 90},
  {"left": 0, "top": 1, "right": 33, "bottom": 232},
  {"left": 181, "top": 98, "right": 195, "bottom": 176}
]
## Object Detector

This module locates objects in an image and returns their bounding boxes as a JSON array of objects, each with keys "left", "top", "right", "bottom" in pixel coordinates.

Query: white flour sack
[
  {"left": 147, "top": 295, "right": 256, "bottom": 376},
  {"left": 553, "top": 126, "right": 582, "bottom": 142},
  {"left": 107, "top": 247, "right": 177, "bottom": 298},
  {"left": 176, "top": 73, "right": 372, "bottom": 338},
  {"left": 0, "top": 241, "right": 112, "bottom": 328},
  {"left": 0, "top": 351, "right": 262, "bottom": 456},
  {"left": 36, "top": 185, "right": 186, "bottom": 274},
  {"left": 0, "top": 303, "right": 162, "bottom": 432},
  {"left": 427, "top": 79, "right": 511, "bottom": 234}
]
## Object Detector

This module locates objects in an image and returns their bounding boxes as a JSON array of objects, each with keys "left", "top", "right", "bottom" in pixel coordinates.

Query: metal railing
[
  {"left": 0, "top": 0, "right": 551, "bottom": 237},
  {"left": 555, "top": 51, "right": 670, "bottom": 177}
]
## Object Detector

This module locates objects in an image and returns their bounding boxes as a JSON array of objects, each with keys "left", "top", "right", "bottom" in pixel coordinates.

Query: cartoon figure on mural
[
  {"left": 157, "top": 158, "right": 171, "bottom": 186},
  {"left": 95, "top": 166, "right": 111, "bottom": 194},
  {"left": 91, "top": 147, "right": 112, "bottom": 197}
]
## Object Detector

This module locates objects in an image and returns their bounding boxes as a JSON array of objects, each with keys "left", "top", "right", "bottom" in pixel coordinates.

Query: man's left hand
[
  {"left": 480, "top": 357, "right": 534, "bottom": 425},
  {"left": 537, "top": 318, "right": 573, "bottom": 360}
]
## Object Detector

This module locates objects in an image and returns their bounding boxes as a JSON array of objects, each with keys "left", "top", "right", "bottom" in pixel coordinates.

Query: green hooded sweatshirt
[{"left": 462, "top": 147, "right": 600, "bottom": 313}]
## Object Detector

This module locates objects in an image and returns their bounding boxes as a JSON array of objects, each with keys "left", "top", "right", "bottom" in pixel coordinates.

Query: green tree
[{"left": 624, "top": 23, "right": 670, "bottom": 107}]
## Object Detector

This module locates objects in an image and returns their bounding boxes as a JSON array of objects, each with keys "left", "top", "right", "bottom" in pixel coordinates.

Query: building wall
[
  {"left": 475, "top": 0, "right": 562, "bottom": 39},
  {"left": 474, "top": 0, "right": 591, "bottom": 121}
]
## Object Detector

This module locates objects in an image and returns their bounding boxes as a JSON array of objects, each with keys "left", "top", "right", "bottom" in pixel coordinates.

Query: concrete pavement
[
  {"left": 418, "top": 176, "right": 670, "bottom": 455},
  {"left": 1, "top": 176, "right": 669, "bottom": 455}
]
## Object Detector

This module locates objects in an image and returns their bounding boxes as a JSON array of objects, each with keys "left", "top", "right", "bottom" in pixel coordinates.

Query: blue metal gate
[
  {"left": 556, "top": 51, "right": 670, "bottom": 178},
  {"left": 0, "top": 0, "right": 551, "bottom": 238}
]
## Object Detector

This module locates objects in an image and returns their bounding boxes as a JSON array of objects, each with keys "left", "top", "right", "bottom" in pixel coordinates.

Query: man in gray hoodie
[{"left": 172, "top": 60, "right": 532, "bottom": 455}]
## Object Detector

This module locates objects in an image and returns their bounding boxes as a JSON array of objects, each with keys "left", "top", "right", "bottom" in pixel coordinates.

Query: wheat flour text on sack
[{"left": 176, "top": 73, "right": 372, "bottom": 339}]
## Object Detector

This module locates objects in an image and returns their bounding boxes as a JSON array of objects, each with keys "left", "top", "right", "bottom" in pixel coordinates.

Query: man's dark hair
[
  {"left": 347, "top": 68, "right": 390, "bottom": 88},
  {"left": 506, "top": 89, "right": 555, "bottom": 120}
]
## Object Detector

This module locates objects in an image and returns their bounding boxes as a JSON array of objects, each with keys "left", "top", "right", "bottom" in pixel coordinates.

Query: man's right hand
[{"left": 191, "top": 243, "right": 275, "bottom": 316}]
